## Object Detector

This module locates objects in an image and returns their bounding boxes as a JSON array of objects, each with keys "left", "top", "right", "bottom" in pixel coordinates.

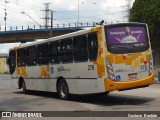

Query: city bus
[{"left": 8, "top": 23, "right": 155, "bottom": 100}]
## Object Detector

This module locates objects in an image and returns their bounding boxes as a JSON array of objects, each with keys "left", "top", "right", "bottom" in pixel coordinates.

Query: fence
[{"left": 0, "top": 22, "right": 97, "bottom": 32}]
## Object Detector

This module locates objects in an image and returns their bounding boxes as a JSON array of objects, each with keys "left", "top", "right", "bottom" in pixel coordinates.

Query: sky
[{"left": 0, "top": 0, "right": 135, "bottom": 53}]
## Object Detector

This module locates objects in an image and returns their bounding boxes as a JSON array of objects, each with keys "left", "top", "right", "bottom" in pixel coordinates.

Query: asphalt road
[{"left": 0, "top": 74, "right": 160, "bottom": 120}]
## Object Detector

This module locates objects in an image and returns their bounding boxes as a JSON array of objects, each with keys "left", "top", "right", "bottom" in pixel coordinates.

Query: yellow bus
[{"left": 8, "top": 23, "right": 155, "bottom": 99}]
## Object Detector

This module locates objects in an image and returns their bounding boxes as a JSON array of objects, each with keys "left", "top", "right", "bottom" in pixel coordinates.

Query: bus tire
[
  {"left": 57, "top": 79, "right": 70, "bottom": 100},
  {"left": 22, "top": 81, "right": 28, "bottom": 94}
]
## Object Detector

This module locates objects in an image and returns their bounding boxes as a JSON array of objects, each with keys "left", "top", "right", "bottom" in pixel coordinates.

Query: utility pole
[
  {"left": 41, "top": 3, "right": 52, "bottom": 29},
  {"left": 41, "top": 3, "right": 55, "bottom": 37},
  {"left": 77, "top": 0, "right": 79, "bottom": 27},
  {"left": 50, "top": 10, "right": 53, "bottom": 37},
  {"left": 4, "top": 0, "right": 9, "bottom": 31}
]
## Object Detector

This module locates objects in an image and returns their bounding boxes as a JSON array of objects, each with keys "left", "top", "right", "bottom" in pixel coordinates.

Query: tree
[{"left": 129, "top": 0, "right": 160, "bottom": 49}]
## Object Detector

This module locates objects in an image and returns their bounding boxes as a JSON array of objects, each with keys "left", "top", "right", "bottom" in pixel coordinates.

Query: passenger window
[
  {"left": 17, "top": 48, "right": 26, "bottom": 67},
  {"left": 37, "top": 44, "right": 49, "bottom": 65},
  {"left": 74, "top": 35, "right": 88, "bottom": 62},
  {"left": 88, "top": 32, "right": 98, "bottom": 61},
  {"left": 26, "top": 46, "right": 37, "bottom": 66},
  {"left": 50, "top": 41, "right": 60, "bottom": 64},
  {"left": 8, "top": 50, "right": 16, "bottom": 74},
  {"left": 61, "top": 38, "right": 73, "bottom": 63}
]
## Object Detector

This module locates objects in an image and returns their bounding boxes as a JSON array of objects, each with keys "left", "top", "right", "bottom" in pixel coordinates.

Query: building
[{"left": 0, "top": 53, "right": 8, "bottom": 74}]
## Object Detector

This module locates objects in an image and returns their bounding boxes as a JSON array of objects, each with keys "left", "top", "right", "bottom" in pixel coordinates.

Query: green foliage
[{"left": 130, "top": 0, "right": 160, "bottom": 49}]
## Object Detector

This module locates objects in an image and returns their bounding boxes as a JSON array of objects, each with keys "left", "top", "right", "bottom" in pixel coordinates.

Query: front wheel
[{"left": 57, "top": 79, "right": 70, "bottom": 100}]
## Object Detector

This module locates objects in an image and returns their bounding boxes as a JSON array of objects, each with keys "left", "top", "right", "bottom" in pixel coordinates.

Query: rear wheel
[{"left": 57, "top": 79, "right": 70, "bottom": 100}]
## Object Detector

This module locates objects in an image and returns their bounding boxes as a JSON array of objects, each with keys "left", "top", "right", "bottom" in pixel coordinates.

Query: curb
[{"left": 155, "top": 78, "right": 160, "bottom": 84}]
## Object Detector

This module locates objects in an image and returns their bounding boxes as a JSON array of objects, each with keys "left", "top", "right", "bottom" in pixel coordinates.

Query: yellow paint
[
  {"left": 146, "top": 55, "right": 150, "bottom": 63},
  {"left": 99, "top": 48, "right": 103, "bottom": 54},
  {"left": 145, "top": 50, "right": 149, "bottom": 55},
  {"left": 97, "top": 65, "right": 105, "bottom": 76},
  {"left": 104, "top": 42, "right": 106, "bottom": 48},
  {"left": 106, "top": 55, "right": 114, "bottom": 63},
  {"left": 133, "top": 59, "right": 140, "bottom": 67},
  {"left": 140, "top": 58, "right": 144, "bottom": 63},
  {"left": 90, "top": 28, "right": 98, "bottom": 32},
  {"left": 135, "top": 52, "right": 142, "bottom": 57},
  {"left": 17, "top": 67, "right": 27, "bottom": 77},
  {"left": 104, "top": 49, "right": 150, "bottom": 65},
  {"left": 125, "top": 56, "right": 133, "bottom": 65},
  {"left": 98, "top": 35, "right": 103, "bottom": 41},
  {"left": 95, "top": 26, "right": 106, "bottom": 77},
  {"left": 104, "top": 50, "right": 108, "bottom": 55},
  {"left": 104, "top": 73, "right": 155, "bottom": 92},
  {"left": 141, "top": 53, "right": 146, "bottom": 59},
  {"left": 114, "top": 55, "right": 124, "bottom": 64},
  {"left": 97, "top": 26, "right": 102, "bottom": 34},
  {"left": 40, "top": 65, "right": 50, "bottom": 78},
  {"left": 99, "top": 57, "right": 105, "bottom": 65}
]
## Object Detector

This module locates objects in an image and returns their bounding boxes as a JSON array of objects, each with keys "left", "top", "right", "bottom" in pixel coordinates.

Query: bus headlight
[
  {"left": 108, "top": 74, "right": 115, "bottom": 80},
  {"left": 105, "top": 59, "right": 115, "bottom": 80},
  {"left": 148, "top": 58, "right": 153, "bottom": 75}
]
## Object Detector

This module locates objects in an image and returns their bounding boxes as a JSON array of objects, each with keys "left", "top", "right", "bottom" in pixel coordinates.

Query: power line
[
  {"left": 11, "top": 1, "right": 44, "bottom": 10},
  {"left": 21, "top": 11, "right": 51, "bottom": 37},
  {"left": 0, "top": 10, "right": 39, "bottom": 24},
  {"left": 0, "top": 12, "right": 38, "bottom": 26},
  {"left": 4, "top": 0, "right": 9, "bottom": 31},
  {"left": 0, "top": 5, "right": 41, "bottom": 19}
]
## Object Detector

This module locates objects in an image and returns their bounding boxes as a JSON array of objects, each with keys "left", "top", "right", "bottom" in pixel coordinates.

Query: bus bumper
[{"left": 104, "top": 73, "right": 155, "bottom": 92}]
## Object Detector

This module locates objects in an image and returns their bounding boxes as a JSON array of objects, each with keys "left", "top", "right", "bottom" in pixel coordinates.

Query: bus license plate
[{"left": 128, "top": 73, "right": 137, "bottom": 80}]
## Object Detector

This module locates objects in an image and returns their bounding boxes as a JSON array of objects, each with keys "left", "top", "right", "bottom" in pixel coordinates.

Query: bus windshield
[{"left": 105, "top": 24, "right": 149, "bottom": 54}]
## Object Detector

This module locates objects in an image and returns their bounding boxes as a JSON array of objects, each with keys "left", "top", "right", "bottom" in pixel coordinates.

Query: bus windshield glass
[{"left": 105, "top": 24, "right": 149, "bottom": 54}]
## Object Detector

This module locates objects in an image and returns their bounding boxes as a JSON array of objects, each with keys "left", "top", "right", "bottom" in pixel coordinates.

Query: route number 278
[
  {"left": 140, "top": 64, "right": 147, "bottom": 70},
  {"left": 88, "top": 65, "right": 94, "bottom": 71}
]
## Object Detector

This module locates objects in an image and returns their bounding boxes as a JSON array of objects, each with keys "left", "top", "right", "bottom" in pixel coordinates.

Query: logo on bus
[
  {"left": 116, "top": 75, "right": 121, "bottom": 81},
  {"left": 130, "top": 66, "right": 135, "bottom": 72},
  {"left": 115, "top": 69, "right": 129, "bottom": 73},
  {"left": 51, "top": 67, "right": 54, "bottom": 74},
  {"left": 57, "top": 66, "right": 71, "bottom": 72}
]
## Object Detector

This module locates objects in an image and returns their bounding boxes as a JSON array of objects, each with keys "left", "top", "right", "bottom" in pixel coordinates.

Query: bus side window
[
  {"left": 50, "top": 41, "right": 60, "bottom": 64},
  {"left": 26, "top": 46, "right": 37, "bottom": 66},
  {"left": 74, "top": 35, "right": 88, "bottom": 62},
  {"left": 17, "top": 48, "right": 26, "bottom": 67},
  {"left": 37, "top": 43, "right": 49, "bottom": 65},
  {"left": 88, "top": 32, "right": 98, "bottom": 61},
  {"left": 61, "top": 38, "right": 73, "bottom": 63},
  {"left": 8, "top": 50, "right": 16, "bottom": 74}
]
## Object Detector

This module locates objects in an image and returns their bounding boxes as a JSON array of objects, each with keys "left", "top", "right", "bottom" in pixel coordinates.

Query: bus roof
[{"left": 10, "top": 26, "right": 97, "bottom": 50}]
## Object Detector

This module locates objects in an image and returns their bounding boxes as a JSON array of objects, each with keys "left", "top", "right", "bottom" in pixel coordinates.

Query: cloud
[
  {"left": 0, "top": 0, "right": 135, "bottom": 53},
  {"left": 0, "top": 43, "right": 20, "bottom": 53},
  {"left": 0, "top": 0, "right": 135, "bottom": 27}
]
